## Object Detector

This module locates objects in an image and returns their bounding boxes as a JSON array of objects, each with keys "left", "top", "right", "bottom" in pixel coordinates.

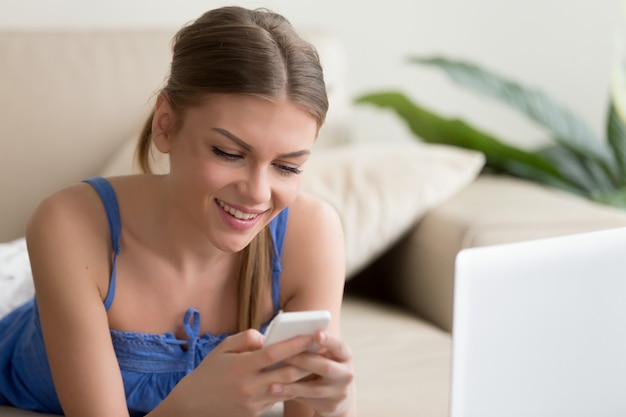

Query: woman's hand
[
  {"left": 157, "top": 329, "right": 318, "bottom": 417},
  {"left": 276, "top": 331, "right": 356, "bottom": 417}
]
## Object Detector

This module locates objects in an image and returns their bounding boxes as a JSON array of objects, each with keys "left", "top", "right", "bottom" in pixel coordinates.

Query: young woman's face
[{"left": 159, "top": 93, "right": 318, "bottom": 253}]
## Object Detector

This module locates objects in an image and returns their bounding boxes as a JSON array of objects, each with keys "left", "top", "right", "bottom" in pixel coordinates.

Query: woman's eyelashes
[
  {"left": 211, "top": 146, "right": 302, "bottom": 176},
  {"left": 212, "top": 146, "right": 242, "bottom": 161},
  {"left": 273, "top": 163, "right": 302, "bottom": 176}
]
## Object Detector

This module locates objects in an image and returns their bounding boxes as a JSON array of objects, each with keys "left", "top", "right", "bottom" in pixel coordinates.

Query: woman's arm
[
  {"left": 27, "top": 185, "right": 130, "bottom": 417},
  {"left": 279, "top": 192, "right": 357, "bottom": 417}
]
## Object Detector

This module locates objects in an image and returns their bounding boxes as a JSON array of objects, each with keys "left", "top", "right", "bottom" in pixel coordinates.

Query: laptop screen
[{"left": 450, "top": 227, "right": 626, "bottom": 417}]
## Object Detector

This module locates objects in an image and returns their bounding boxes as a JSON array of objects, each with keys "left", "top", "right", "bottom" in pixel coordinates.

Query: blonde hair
[{"left": 136, "top": 6, "right": 328, "bottom": 331}]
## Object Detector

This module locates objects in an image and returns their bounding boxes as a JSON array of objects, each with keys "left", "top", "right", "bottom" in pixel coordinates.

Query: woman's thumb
[{"left": 219, "top": 329, "right": 265, "bottom": 353}]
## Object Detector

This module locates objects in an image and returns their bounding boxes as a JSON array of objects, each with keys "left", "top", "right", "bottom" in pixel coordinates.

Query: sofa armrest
[{"left": 347, "top": 174, "right": 626, "bottom": 332}]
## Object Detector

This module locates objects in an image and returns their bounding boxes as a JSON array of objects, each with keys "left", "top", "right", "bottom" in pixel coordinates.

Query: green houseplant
[{"left": 355, "top": 56, "right": 626, "bottom": 209}]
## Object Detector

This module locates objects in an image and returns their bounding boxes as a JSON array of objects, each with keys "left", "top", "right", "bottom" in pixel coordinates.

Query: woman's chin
[{"left": 212, "top": 235, "right": 255, "bottom": 254}]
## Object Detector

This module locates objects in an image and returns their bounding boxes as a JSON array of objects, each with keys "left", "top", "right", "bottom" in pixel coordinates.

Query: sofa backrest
[
  {"left": 0, "top": 30, "right": 173, "bottom": 241},
  {"left": 0, "top": 28, "right": 350, "bottom": 241}
]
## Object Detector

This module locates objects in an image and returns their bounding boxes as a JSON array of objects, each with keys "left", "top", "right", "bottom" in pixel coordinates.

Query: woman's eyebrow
[
  {"left": 212, "top": 127, "right": 252, "bottom": 151},
  {"left": 278, "top": 149, "right": 310, "bottom": 159},
  {"left": 211, "top": 127, "right": 311, "bottom": 159}
]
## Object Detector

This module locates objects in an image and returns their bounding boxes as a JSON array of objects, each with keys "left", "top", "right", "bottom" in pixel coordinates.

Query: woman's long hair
[{"left": 136, "top": 6, "right": 328, "bottom": 331}]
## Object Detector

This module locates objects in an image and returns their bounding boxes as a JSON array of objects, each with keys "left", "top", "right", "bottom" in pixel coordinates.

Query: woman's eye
[
  {"left": 274, "top": 163, "right": 302, "bottom": 176},
  {"left": 212, "top": 146, "right": 242, "bottom": 161}
]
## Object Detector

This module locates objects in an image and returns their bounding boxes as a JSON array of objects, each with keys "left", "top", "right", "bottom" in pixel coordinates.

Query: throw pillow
[
  {"left": 301, "top": 141, "right": 484, "bottom": 278},
  {"left": 0, "top": 237, "right": 33, "bottom": 319}
]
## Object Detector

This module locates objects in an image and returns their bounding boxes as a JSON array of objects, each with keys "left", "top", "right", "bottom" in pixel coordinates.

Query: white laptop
[{"left": 450, "top": 227, "right": 626, "bottom": 417}]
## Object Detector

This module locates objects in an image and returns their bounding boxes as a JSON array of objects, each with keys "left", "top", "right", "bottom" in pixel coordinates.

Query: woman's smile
[
  {"left": 216, "top": 199, "right": 264, "bottom": 220},
  {"left": 215, "top": 198, "right": 267, "bottom": 231}
]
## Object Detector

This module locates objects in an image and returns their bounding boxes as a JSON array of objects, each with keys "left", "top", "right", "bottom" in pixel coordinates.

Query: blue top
[{"left": 0, "top": 176, "right": 288, "bottom": 416}]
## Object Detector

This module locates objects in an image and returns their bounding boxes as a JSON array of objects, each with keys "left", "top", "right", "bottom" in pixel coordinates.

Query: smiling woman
[
  {"left": 0, "top": 6, "right": 356, "bottom": 417},
  {"left": 148, "top": 94, "right": 317, "bottom": 258}
]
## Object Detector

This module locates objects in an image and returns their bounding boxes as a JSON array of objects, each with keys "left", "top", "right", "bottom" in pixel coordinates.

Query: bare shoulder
[
  {"left": 280, "top": 192, "right": 346, "bottom": 316},
  {"left": 27, "top": 175, "right": 150, "bottom": 244},
  {"left": 285, "top": 191, "right": 343, "bottom": 241},
  {"left": 26, "top": 180, "right": 113, "bottom": 297},
  {"left": 27, "top": 181, "right": 109, "bottom": 245}
]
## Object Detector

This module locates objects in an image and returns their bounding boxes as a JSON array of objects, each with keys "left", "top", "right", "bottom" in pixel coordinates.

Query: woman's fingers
[
  {"left": 275, "top": 333, "right": 354, "bottom": 405},
  {"left": 316, "top": 331, "right": 352, "bottom": 362},
  {"left": 277, "top": 379, "right": 338, "bottom": 399},
  {"left": 257, "top": 334, "right": 315, "bottom": 370},
  {"left": 274, "top": 332, "right": 353, "bottom": 381},
  {"left": 217, "top": 329, "right": 265, "bottom": 353},
  {"left": 285, "top": 353, "right": 347, "bottom": 380},
  {"left": 261, "top": 363, "right": 314, "bottom": 394}
]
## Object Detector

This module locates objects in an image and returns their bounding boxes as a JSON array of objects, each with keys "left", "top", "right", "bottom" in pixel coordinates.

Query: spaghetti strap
[
  {"left": 83, "top": 177, "right": 121, "bottom": 310},
  {"left": 269, "top": 207, "right": 289, "bottom": 314}
]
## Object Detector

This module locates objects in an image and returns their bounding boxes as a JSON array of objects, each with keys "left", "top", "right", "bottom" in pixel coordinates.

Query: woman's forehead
[{"left": 182, "top": 94, "right": 319, "bottom": 146}]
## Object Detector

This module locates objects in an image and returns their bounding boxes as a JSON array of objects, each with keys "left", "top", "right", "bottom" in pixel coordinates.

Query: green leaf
[
  {"left": 410, "top": 56, "right": 618, "bottom": 183},
  {"left": 607, "top": 99, "right": 626, "bottom": 181},
  {"left": 536, "top": 145, "right": 610, "bottom": 195},
  {"left": 355, "top": 91, "right": 586, "bottom": 193},
  {"left": 591, "top": 187, "right": 626, "bottom": 209}
]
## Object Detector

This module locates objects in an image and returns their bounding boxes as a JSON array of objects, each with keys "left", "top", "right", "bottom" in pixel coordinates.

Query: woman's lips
[
  {"left": 216, "top": 199, "right": 261, "bottom": 220},
  {"left": 215, "top": 199, "right": 266, "bottom": 231}
]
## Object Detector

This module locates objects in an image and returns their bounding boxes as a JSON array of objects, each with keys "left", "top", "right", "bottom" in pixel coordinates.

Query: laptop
[{"left": 450, "top": 227, "right": 626, "bottom": 417}]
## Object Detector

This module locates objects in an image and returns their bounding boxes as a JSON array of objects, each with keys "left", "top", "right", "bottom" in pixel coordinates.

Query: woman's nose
[{"left": 238, "top": 166, "right": 271, "bottom": 204}]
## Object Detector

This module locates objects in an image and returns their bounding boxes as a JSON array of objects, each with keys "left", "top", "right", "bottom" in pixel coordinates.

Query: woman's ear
[{"left": 152, "top": 94, "right": 174, "bottom": 154}]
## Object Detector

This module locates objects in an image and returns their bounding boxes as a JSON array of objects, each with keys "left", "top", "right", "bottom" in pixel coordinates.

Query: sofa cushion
[
  {"left": 340, "top": 296, "right": 451, "bottom": 417},
  {"left": 300, "top": 142, "right": 484, "bottom": 277},
  {"left": 388, "top": 174, "right": 626, "bottom": 332},
  {"left": 99, "top": 139, "right": 484, "bottom": 278}
]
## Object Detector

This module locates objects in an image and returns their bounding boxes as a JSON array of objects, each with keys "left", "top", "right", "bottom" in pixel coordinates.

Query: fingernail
[
  {"left": 319, "top": 332, "right": 327, "bottom": 344},
  {"left": 270, "top": 383, "right": 283, "bottom": 394}
]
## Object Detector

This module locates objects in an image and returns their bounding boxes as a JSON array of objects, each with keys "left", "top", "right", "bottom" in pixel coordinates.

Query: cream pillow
[
  {"left": 301, "top": 141, "right": 484, "bottom": 277},
  {"left": 99, "top": 138, "right": 485, "bottom": 279}
]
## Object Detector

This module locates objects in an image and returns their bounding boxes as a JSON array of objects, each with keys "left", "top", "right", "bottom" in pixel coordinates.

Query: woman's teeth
[{"left": 217, "top": 200, "right": 258, "bottom": 220}]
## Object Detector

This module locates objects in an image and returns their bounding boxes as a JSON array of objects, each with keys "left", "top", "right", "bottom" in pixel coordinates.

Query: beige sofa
[{"left": 3, "top": 28, "right": 626, "bottom": 417}]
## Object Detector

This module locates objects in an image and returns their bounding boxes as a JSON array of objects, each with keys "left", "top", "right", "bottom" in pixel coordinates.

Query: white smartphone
[{"left": 263, "top": 310, "right": 332, "bottom": 353}]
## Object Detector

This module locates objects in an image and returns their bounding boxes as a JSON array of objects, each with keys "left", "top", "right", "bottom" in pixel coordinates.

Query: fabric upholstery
[
  {"left": 386, "top": 174, "right": 626, "bottom": 332},
  {"left": 300, "top": 142, "right": 484, "bottom": 277}
]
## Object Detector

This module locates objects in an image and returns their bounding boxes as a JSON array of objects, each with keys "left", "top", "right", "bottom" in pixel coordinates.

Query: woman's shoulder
[
  {"left": 28, "top": 180, "right": 106, "bottom": 232},
  {"left": 282, "top": 191, "right": 344, "bottom": 271},
  {"left": 26, "top": 175, "right": 150, "bottom": 244},
  {"left": 278, "top": 194, "right": 346, "bottom": 311},
  {"left": 287, "top": 191, "right": 341, "bottom": 230}
]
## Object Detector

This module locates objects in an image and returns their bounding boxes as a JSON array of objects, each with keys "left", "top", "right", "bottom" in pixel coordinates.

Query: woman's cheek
[{"left": 278, "top": 178, "right": 302, "bottom": 207}]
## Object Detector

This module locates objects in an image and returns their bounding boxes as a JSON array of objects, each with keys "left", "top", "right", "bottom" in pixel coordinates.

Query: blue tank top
[{"left": 0, "top": 177, "right": 288, "bottom": 416}]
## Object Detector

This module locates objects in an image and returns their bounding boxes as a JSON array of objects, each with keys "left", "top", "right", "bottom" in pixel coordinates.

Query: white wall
[{"left": 1, "top": 0, "right": 621, "bottom": 148}]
